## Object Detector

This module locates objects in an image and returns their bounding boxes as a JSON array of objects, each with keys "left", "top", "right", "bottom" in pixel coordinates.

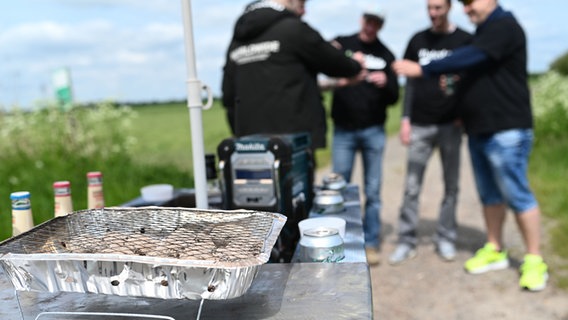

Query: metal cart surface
[{"left": 0, "top": 185, "right": 372, "bottom": 319}]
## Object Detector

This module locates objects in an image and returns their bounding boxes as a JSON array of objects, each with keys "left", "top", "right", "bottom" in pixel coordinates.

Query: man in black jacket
[
  {"left": 328, "top": 7, "right": 399, "bottom": 265},
  {"left": 222, "top": 0, "right": 364, "bottom": 150}
]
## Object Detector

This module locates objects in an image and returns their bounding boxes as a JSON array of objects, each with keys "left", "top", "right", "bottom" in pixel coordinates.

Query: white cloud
[
  {"left": 54, "top": 0, "right": 178, "bottom": 14},
  {"left": 0, "top": 21, "right": 100, "bottom": 53},
  {"left": 0, "top": 15, "right": 188, "bottom": 106}
]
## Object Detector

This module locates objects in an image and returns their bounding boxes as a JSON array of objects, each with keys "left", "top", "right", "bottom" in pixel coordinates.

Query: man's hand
[
  {"left": 330, "top": 40, "right": 342, "bottom": 49},
  {"left": 366, "top": 71, "right": 387, "bottom": 88},
  {"left": 399, "top": 118, "right": 412, "bottom": 146},
  {"left": 392, "top": 60, "right": 423, "bottom": 78},
  {"left": 338, "top": 69, "right": 368, "bottom": 87},
  {"left": 352, "top": 51, "right": 366, "bottom": 69}
]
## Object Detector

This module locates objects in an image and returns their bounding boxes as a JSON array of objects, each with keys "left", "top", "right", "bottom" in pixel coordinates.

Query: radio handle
[
  {"left": 202, "top": 84, "right": 214, "bottom": 110},
  {"left": 218, "top": 160, "right": 227, "bottom": 209},
  {"left": 273, "top": 159, "right": 282, "bottom": 210}
]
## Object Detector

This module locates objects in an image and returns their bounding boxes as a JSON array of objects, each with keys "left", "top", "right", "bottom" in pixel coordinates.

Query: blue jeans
[
  {"left": 332, "top": 125, "right": 385, "bottom": 248},
  {"left": 468, "top": 129, "right": 538, "bottom": 213}
]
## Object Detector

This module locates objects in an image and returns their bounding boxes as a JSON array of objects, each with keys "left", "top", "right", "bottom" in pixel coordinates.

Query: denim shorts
[{"left": 467, "top": 129, "right": 538, "bottom": 213}]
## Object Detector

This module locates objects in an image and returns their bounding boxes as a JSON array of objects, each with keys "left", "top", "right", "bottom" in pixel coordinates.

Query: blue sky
[{"left": 1, "top": 0, "right": 566, "bottom": 108}]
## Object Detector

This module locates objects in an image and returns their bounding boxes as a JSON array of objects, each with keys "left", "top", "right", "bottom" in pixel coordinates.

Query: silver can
[
  {"left": 299, "top": 227, "right": 345, "bottom": 263},
  {"left": 322, "top": 172, "right": 347, "bottom": 192},
  {"left": 312, "top": 190, "right": 345, "bottom": 214}
]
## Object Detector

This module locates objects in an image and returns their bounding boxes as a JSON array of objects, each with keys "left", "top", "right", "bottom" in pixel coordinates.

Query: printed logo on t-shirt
[
  {"left": 418, "top": 49, "right": 451, "bottom": 66},
  {"left": 230, "top": 41, "right": 281, "bottom": 65},
  {"left": 365, "top": 54, "right": 387, "bottom": 70}
]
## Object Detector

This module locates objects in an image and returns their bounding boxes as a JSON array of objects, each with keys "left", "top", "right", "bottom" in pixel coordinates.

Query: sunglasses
[{"left": 458, "top": 0, "right": 475, "bottom": 5}]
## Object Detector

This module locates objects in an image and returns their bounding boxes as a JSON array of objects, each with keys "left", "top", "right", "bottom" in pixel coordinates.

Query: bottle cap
[
  {"left": 10, "top": 191, "right": 30, "bottom": 200},
  {"left": 87, "top": 171, "right": 103, "bottom": 178},
  {"left": 87, "top": 171, "right": 103, "bottom": 185},
  {"left": 53, "top": 181, "right": 71, "bottom": 188},
  {"left": 11, "top": 191, "right": 31, "bottom": 210}
]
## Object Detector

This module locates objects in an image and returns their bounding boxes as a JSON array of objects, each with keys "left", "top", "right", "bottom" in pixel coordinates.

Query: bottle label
[
  {"left": 54, "top": 186, "right": 72, "bottom": 197},
  {"left": 88, "top": 176, "right": 103, "bottom": 186},
  {"left": 12, "top": 198, "right": 31, "bottom": 210},
  {"left": 12, "top": 209, "right": 34, "bottom": 236},
  {"left": 54, "top": 195, "right": 73, "bottom": 215},
  {"left": 88, "top": 187, "right": 105, "bottom": 209}
]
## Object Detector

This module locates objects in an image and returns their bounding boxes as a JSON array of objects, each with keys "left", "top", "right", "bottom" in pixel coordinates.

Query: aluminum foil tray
[{"left": 0, "top": 207, "right": 286, "bottom": 300}]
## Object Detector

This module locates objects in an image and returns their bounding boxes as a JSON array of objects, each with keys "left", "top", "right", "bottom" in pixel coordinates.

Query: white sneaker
[
  {"left": 437, "top": 240, "right": 456, "bottom": 261},
  {"left": 388, "top": 243, "right": 417, "bottom": 265}
]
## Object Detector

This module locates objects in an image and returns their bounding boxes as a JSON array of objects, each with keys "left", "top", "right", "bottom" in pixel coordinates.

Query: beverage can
[
  {"left": 322, "top": 172, "right": 347, "bottom": 192},
  {"left": 299, "top": 227, "right": 345, "bottom": 263}
]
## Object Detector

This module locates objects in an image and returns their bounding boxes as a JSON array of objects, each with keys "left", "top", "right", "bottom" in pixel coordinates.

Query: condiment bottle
[
  {"left": 53, "top": 181, "right": 73, "bottom": 217},
  {"left": 11, "top": 191, "right": 34, "bottom": 236},
  {"left": 205, "top": 154, "right": 222, "bottom": 207},
  {"left": 87, "top": 171, "right": 105, "bottom": 209}
]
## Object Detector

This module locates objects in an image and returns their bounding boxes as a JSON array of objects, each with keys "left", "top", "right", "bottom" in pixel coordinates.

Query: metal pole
[{"left": 180, "top": 0, "right": 208, "bottom": 209}]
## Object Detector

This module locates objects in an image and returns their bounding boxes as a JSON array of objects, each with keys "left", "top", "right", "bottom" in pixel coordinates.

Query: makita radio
[{"left": 217, "top": 133, "right": 314, "bottom": 262}]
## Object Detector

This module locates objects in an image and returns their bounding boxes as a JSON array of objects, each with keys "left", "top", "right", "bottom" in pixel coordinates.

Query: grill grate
[{"left": 0, "top": 207, "right": 282, "bottom": 264}]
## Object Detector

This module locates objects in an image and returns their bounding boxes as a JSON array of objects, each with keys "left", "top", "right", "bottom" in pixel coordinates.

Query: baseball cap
[{"left": 363, "top": 5, "right": 385, "bottom": 23}]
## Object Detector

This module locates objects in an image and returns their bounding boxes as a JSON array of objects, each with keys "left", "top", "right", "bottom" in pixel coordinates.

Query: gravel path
[{"left": 317, "top": 136, "right": 568, "bottom": 319}]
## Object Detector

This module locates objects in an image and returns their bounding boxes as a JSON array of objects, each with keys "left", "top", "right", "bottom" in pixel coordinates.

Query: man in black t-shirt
[
  {"left": 327, "top": 7, "right": 399, "bottom": 266},
  {"left": 389, "top": 0, "right": 472, "bottom": 266},
  {"left": 393, "top": 0, "right": 548, "bottom": 292}
]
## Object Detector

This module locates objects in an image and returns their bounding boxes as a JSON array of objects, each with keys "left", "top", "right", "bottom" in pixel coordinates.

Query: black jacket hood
[
  {"left": 234, "top": 1, "right": 295, "bottom": 41},
  {"left": 222, "top": 0, "right": 363, "bottom": 149}
]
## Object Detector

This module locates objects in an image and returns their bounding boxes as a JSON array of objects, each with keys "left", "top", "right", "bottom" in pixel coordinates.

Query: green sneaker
[
  {"left": 519, "top": 254, "right": 548, "bottom": 292},
  {"left": 464, "top": 243, "right": 509, "bottom": 274}
]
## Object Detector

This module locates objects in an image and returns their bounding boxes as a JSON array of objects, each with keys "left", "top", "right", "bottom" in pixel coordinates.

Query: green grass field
[
  {"left": 128, "top": 102, "right": 232, "bottom": 172},
  {"left": 128, "top": 93, "right": 402, "bottom": 172}
]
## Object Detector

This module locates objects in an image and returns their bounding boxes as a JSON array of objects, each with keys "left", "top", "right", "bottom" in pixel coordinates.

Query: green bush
[
  {"left": 550, "top": 50, "right": 568, "bottom": 76},
  {"left": 531, "top": 72, "right": 568, "bottom": 118},
  {"left": 530, "top": 71, "right": 568, "bottom": 287},
  {"left": 531, "top": 72, "right": 568, "bottom": 144},
  {"left": 0, "top": 103, "right": 192, "bottom": 240}
]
